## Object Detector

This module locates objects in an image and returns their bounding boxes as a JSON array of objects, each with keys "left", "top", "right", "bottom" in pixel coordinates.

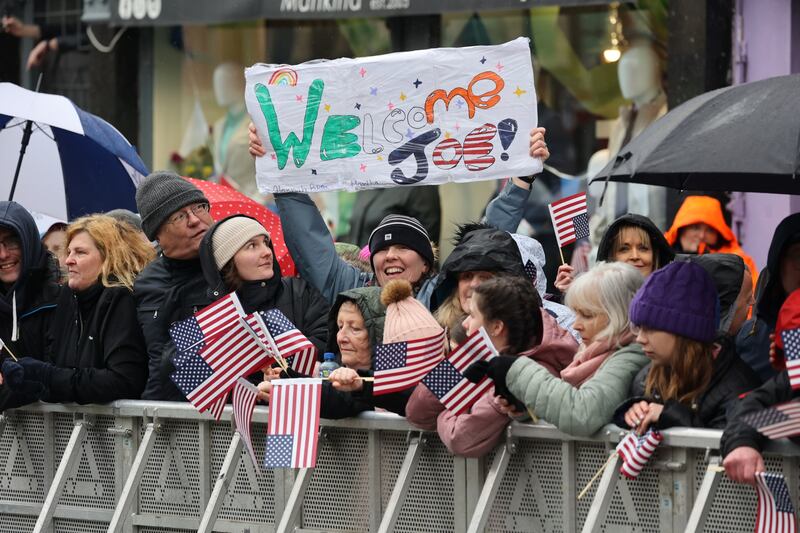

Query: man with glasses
[
  {"left": 134, "top": 172, "right": 215, "bottom": 400},
  {"left": 0, "top": 202, "right": 62, "bottom": 408}
]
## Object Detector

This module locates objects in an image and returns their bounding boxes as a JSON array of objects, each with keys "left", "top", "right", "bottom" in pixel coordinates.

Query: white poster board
[{"left": 245, "top": 37, "right": 540, "bottom": 193}]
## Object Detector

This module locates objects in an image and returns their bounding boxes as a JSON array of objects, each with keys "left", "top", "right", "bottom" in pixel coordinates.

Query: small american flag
[
  {"left": 755, "top": 472, "right": 797, "bottom": 533},
  {"left": 169, "top": 293, "right": 245, "bottom": 366},
  {"left": 172, "top": 314, "right": 273, "bottom": 414},
  {"left": 169, "top": 353, "right": 227, "bottom": 420},
  {"left": 782, "top": 328, "right": 800, "bottom": 390},
  {"left": 258, "top": 309, "right": 318, "bottom": 375},
  {"left": 233, "top": 378, "right": 261, "bottom": 472},
  {"left": 616, "top": 429, "right": 663, "bottom": 479},
  {"left": 264, "top": 379, "right": 322, "bottom": 469},
  {"left": 548, "top": 192, "right": 589, "bottom": 248},
  {"left": 421, "top": 327, "right": 498, "bottom": 415},
  {"left": 373, "top": 330, "right": 446, "bottom": 395},
  {"left": 743, "top": 401, "right": 800, "bottom": 440}
]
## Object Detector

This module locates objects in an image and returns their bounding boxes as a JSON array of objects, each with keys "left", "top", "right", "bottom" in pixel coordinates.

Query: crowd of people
[{"left": 0, "top": 127, "right": 796, "bottom": 489}]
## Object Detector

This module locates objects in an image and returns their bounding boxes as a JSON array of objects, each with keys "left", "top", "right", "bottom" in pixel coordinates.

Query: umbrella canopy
[
  {"left": 591, "top": 74, "right": 800, "bottom": 194},
  {"left": 186, "top": 178, "right": 296, "bottom": 277},
  {"left": 0, "top": 82, "right": 148, "bottom": 221}
]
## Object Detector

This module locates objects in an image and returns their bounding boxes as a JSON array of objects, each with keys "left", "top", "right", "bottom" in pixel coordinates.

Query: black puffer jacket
[
  {"left": 430, "top": 228, "right": 525, "bottom": 311},
  {"left": 721, "top": 370, "right": 797, "bottom": 457},
  {"left": 0, "top": 202, "right": 62, "bottom": 409},
  {"left": 198, "top": 215, "right": 329, "bottom": 355},
  {"left": 135, "top": 254, "right": 213, "bottom": 401},
  {"left": 596, "top": 213, "right": 675, "bottom": 269},
  {"left": 44, "top": 283, "right": 148, "bottom": 403},
  {"left": 679, "top": 253, "right": 745, "bottom": 336},
  {"left": 737, "top": 213, "right": 800, "bottom": 382},
  {"left": 613, "top": 338, "right": 760, "bottom": 430}
]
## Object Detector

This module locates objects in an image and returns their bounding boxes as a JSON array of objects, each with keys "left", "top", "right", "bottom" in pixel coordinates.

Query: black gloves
[
  {"left": 278, "top": 365, "right": 307, "bottom": 379},
  {"left": 464, "top": 355, "right": 525, "bottom": 411},
  {"left": 17, "top": 357, "right": 54, "bottom": 385},
  {"left": 1, "top": 358, "right": 47, "bottom": 405}
]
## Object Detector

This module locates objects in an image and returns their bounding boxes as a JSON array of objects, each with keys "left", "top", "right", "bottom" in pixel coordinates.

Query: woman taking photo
[{"left": 2, "top": 215, "right": 154, "bottom": 404}]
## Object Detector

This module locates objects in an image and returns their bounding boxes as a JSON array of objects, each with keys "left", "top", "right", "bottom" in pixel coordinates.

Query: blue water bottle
[{"left": 319, "top": 352, "right": 340, "bottom": 378}]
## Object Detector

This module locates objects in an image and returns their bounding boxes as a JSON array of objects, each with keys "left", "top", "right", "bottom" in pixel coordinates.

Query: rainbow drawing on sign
[{"left": 269, "top": 68, "right": 299, "bottom": 86}]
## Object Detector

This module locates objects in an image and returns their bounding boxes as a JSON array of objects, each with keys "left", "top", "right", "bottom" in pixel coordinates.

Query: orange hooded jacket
[{"left": 664, "top": 196, "right": 758, "bottom": 286}]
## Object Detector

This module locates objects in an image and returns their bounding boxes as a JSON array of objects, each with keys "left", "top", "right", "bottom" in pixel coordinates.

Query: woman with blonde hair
[
  {"left": 465, "top": 262, "right": 649, "bottom": 437},
  {"left": 1, "top": 215, "right": 154, "bottom": 404}
]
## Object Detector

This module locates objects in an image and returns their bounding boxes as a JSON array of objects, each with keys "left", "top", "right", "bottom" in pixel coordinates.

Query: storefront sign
[
  {"left": 109, "top": 0, "right": 605, "bottom": 25},
  {"left": 245, "top": 38, "right": 540, "bottom": 193}
]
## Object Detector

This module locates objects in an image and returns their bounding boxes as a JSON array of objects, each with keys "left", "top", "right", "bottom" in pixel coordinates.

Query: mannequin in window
[
  {"left": 589, "top": 41, "right": 668, "bottom": 249},
  {"left": 210, "top": 62, "right": 260, "bottom": 199}
]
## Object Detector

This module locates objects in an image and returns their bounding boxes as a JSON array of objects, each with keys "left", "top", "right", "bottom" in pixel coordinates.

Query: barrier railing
[{"left": 0, "top": 400, "right": 795, "bottom": 532}]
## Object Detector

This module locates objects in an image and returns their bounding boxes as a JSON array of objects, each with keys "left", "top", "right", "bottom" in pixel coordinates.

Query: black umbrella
[{"left": 591, "top": 74, "right": 800, "bottom": 195}]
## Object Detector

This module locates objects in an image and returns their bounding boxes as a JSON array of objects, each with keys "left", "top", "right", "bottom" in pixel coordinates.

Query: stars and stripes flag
[
  {"left": 373, "top": 330, "right": 446, "bottom": 395},
  {"left": 743, "top": 401, "right": 800, "bottom": 440},
  {"left": 755, "top": 472, "right": 797, "bottom": 533},
  {"left": 168, "top": 293, "right": 245, "bottom": 368},
  {"left": 781, "top": 328, "right": 800, "bottom": 390},
  {"left": 257, "top": 309, "right": 318, "bottom": 376},
  {"left": 233, "top": 378, "right": 261, "bottom": 473},
  {"left": 421, "top": 327, "right": 498, "bottom": 415},
  {"left": 264, "top": 379, "right": 322, "bottom": 469},
  {"left": 548, "top": 192, "right": 589, "bottom": 248},
  {"left": 616, "top": 429, "right": 663, "bottom": 479},
  {"left": 170, "top": 313, "right": 274, "bottom": 418}
]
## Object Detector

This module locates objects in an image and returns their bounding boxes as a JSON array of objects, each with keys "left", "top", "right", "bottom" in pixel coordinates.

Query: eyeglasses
[
  {"left": 0, "top": 237, "right": 21, "bottom": 252},
  {"left": 166, "top": 203, "right": 210, "bottom": 226}
]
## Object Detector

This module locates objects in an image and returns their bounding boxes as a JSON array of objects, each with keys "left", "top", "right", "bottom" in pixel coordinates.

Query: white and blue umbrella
[{"left": 0, "top": 82, "right": 149, "bottom": 221}]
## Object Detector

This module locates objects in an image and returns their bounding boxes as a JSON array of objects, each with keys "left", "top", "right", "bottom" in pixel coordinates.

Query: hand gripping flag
[
  {"left": 755, "top": 472, "right": 798, "bottom": 533},
  {"left": 421, "top": 327, "right": 498, "bottom": 415},
  {"left": 169, "top": 293, "right": 245, "bottom": 368},
  {"left": 258, "top": 309, "right": 318, "bottom": 375},
  {"left": 781, "top": 327, "right": 800, "bottom": 390},
  {"left": 548, "top": 192, "right": 589, "bottom": 248},
  {"left": 616, "top": 429, "right": 663, "bottom": 479},
  {"left": 373, "top": 330, "right": 446, "bottom": 395},
  {"left": 233, "top": 377, "right": 261, "bottom": 473},
  {"left": 743, "top": 401, "right": 800, "bottom": 440},
  {"left": 264, "top": 379, "right": 322, "bottom": 469}
]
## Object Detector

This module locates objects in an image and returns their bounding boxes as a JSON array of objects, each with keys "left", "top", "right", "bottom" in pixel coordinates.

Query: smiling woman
[{"left": 0, "top": 214, "right": 156, "bottom": 406}]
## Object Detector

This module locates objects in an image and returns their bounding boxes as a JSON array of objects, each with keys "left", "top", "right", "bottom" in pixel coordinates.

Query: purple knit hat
[{"left": 629, "top": 261, "right": 720, "bottom": 343}]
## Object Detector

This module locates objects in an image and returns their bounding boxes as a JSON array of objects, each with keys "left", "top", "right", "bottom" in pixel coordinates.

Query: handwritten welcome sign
[{"left": 245, "top": 38, "right": 540, "bottom": 193}]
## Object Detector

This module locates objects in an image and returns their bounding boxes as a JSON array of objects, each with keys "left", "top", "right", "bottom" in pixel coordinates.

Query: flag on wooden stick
[
  {"left": 548, "top": 192, "right": 589, "bottom": 248},
  {"left": 616, "top": 429, "right": 663, "bottom": 479},
  {"left": 755, "top": 472, "right": 797, "bottom": 533},
  {"left": 233, "top": 378, "right": 261, "bottom": 472},
  {"left": 373, "top": 330, "right": 446, "bottom": 395}
]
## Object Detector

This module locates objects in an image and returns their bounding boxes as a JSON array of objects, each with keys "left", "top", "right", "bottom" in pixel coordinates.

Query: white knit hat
[{"left": 211, "top": 216, "right": 268, "bottom": 270}]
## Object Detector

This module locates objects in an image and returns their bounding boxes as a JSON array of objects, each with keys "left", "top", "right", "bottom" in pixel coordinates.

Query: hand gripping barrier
[{"left": 0, "top": 400, "right": 797, "bottom": 533}]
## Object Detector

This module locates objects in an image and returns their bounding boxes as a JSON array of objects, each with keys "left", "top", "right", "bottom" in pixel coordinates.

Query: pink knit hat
[{"left": 381, "top": 280, "right": 444, "bottom": 345}]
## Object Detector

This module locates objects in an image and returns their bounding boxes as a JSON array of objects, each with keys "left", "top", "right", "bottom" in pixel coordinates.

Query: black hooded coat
[
  {"left": 0, "top": 202, "right": 62, "bottom": 409},
  {"left": 429, "top": 228, "right": 525, "bottom": 311},
  {"left": 736, "top": 213, "right": 800, "bottom": 381},
  {"left": 596, "top": 213, "right": 675, "bottom": 268}
]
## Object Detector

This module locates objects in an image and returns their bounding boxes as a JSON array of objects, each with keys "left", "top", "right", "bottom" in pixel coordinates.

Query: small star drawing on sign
[
  {"left": 513, "top": 86, "right": 527, "bottom": 97},
  {"left": 399, "top": 92, "right": 407, "bottom": 101},
  {"left": 413, "top": 78, "right": 422, "bottom": 88},
  {"left": 377, "top": 155, "right": 384, "bottom": 161},
  {"left": 480, "top": 56, "right": 487, "bottom": 64},
  {"left": 324, "top": 103, "right": 331, "bottom": 112},
  {"left": 455, "top": 99, "right": 464, "bottom": 109},
  {"left": 355, "top": 102, "right": 361, "bottom": 110},
  {"left": 454, "top": 122, "right": 461, "bottom": 131},
  {"left": 496, "top": 62, "right": 504, "bottom": 71},
  {"left": 405, "top": 128, "right": 415, "bottom": 140},
  {"left": 370, "top": 87, "right": 378, "bottom": 96},
  {"left": 388, "top": 102, "right": 395, "bottom": 110},
  {"left": 311, "top": 169, "right": 317, "bottom": 175},
  {"left": 295, "top": 95, "right": 303, "bottom": 102},
  {"left": 270, "top": 153, "right": 277, "bottom": 160},
  {"left": 359, "top": 163, "right": 367, "bottom": 172},
  {"left": 359, "top": 67, "right": 366, "bottom": 77},
  {"left": 444, "top": 131, "right": 452, "bottom": 139}
]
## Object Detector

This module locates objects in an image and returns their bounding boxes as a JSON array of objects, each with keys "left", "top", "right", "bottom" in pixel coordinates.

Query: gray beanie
[
  {"left": 135, "top": 171, "right": 209, "bottom": 240},
  {"left": 105, "top": 208, "right": 143, "bottom": 231},
  {"left": 211, "top": 216, "right": 269, "bottom": 270}
]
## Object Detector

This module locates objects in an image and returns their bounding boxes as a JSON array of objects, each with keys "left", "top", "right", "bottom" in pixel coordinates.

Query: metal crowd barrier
[{"left": 0, "top": 400, "right": 796, "bottom": 533}]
